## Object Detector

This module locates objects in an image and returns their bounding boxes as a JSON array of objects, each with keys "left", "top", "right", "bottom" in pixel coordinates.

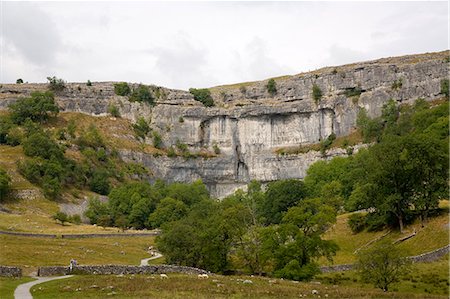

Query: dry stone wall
[
  {"left": 0, "top": 265, "right": 22, "bottom": 277},
  {"left": 1, "top": 51, "right": 448, "bottom": 198}
]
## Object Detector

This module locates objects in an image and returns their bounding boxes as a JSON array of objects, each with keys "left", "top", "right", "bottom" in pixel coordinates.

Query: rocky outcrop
[{"left": 1, "top": 51, "right": 448, "bottom": 197}]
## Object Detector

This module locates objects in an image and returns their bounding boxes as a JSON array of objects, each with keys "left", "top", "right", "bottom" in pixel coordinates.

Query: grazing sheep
[
  {"left": 243, "top": 279, "right": 253, "bottom": 284},
  {"left": 312, "top": 289, "right": 319, "bottom": 295},
  {"left": 198, "top": 274, "right": 209, "bottom": 279},
  {"left": 160, "top": 274, "right": 168, "bottom": 279}
]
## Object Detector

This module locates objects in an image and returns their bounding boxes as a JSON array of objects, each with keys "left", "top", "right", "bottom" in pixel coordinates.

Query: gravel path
[
  {"left": 140, "top": 253, "right": 163, "bottom": 266},
  {"left": 14, "top": 275, "right": 73, "bottom": 299}
]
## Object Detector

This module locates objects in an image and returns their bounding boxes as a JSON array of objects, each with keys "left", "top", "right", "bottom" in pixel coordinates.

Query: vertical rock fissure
[{"left": 232, "top": 119, "right": 249, "bottom": 182}]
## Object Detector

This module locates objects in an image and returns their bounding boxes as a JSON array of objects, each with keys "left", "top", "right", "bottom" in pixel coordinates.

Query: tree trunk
[{"left": 398, "top": 214, "right": 404, "bottom": 234}]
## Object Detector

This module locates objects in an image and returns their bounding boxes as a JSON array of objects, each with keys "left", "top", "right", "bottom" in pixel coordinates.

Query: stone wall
[
  {"left": 0, "top": 230, "right": 159, "bottom": 239},
  {"left": 320, "top": 244, "right": 450, "bottom": 273},
  {"left": 38, "top": 264, "right": 209, "bottom": 277},
  {"left": 0, "top": 265, "right": 22, "bottom": 277}
]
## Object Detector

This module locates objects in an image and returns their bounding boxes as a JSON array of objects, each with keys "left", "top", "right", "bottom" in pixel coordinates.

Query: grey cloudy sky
[{"left": 1, "top": 1, "right": 448, "bottom": 90}]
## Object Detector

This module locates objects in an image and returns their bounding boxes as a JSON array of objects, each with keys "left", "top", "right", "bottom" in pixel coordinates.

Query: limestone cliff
[{"left": 1, "top": 51, "right": 448, "bottom": 197}]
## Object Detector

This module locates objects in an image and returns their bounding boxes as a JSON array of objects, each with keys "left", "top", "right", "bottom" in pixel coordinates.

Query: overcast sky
[{"left": 1, "top": 1, "right": 448, "bottom": 90}]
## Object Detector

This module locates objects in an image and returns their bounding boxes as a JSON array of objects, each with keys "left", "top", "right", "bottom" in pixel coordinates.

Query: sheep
[
  {"left": 160, "top": 274, "right": 168, "bottom": 279},
  {"left": 198, "top": 274, "right": 209, "bottom": 279}
]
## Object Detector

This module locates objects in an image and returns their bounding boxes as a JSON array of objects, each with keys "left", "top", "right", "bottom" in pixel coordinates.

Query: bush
[
  {"left": 152, "top": 131, "right": 163, "bottom": 149},
  {"left": 129, "top": 84, "right": 154, "bottom": 105},
  {"left": 344, "top": 87, "right": 362, "bottom": 98},
  {"left": 312, "top": 84, "right": 322, "bottom": 103},
  {"left": 89, "top": 169, "right": 110, "bottom": 195},
  {"left": 9, "top": 91, "right": 59, "bottom": 124},
  {"left": 266, "top": 79, "right": 277, "bottom": 96},
  {"left": 69, "top": 214, "right": 82, "bottom": 225},
  {"left": 391, "top": 79, "right": 403, "bottom": 90},
  {"left": 113, "top": 82, "right": 131, "bottom": 96},
  {"left": 213, "top": 143, "right": 220, "bottom": 155},
  {"left": 167, "top": 146, "right": 176, "bottom": 157},
  {"left": 189, "top": 88, "right": 214, "bottom": 107},
  {"left": 6, "top": 127, "right": 24, "bottom": 146},
  {"left": 441, "top": 79, "right": 449, "bottom": 99},
  {"left": 320, "top": 133, "right": 336, "bottom": 155},
  {"left": 76, "top": 124, "right": 105, "bottom": 149},
  {"left": 0, "top": 168, "right": 11, "bottom": 202},
  {"left": 22, "top": 130, "right": 65, "bottom": 160},
  {"left": 85, "top": 197, "right": 110, "bottom": 224},
  {"left": 16, "top": 78, "right": 23, "bottom": 84},
  {"left": 46, "top": 76, "right": 66, "bottom": 92},
  {"left": 132, "top": 117, "right": 150, "bottom": 140},
  {"left": 347, "top": 213, "right": 366, "bottom": 233},
  {"left": 86, "top": 80, "right": 92, "bottom": 86},
  {"left": 52, "top": 211, "right": 69, "bottom": 225},
  {"left": 108, "top": 104, "right": 120, "bottom": 117}
]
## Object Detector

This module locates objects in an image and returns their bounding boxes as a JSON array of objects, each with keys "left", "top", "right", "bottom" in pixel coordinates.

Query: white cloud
[{"left": 1, "top": 1, "right": 448, "bottom": 89}]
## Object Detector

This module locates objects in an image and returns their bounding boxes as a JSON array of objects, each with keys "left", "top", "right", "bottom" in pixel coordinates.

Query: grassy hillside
[{"left": 320, "top": 201, "right": 449, "bottom": 265}]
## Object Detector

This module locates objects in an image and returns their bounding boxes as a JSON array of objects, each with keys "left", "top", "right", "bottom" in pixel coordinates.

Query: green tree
[
  {"left": 47, "top": 76, "right": 66, "bottom": 92},
  {"left": 9, "top": 91, "right": 59, "bottom": 124},
  {"left": 258, "top": 179, "right": 307, "bottom": 225},
  {"left": 266, "top": 79, "right": 277, "bottom": 96},
  {"left": 440, "top": 78, "right": 449, "bottom": 99},
  {"left": 84, "top": 197, "right": 110, "bottom": 224},
  {"left": 357, "top": 241, "right": 410, "bottom": 292},
  {"left": 96, "top": 214, "right": 112, "bottom": 228},
  {"left": 0, "top": 168, "right": 11, "bottom": 202},
  {"left": 52, "top": 211, "right": 69, "bottom": 225},
  {"left": 132, "top": 117, "right": 150, "bottom": 141},
  {"left": 89, "top": 169, "right": 110, "bottom": 195},
  {"left": 189, "top": 88, "right": 214, "bottom": 107},
  {"left": 147, "top": 197, "right": 188, "bottom": 228},
  {"left": 16, "top": 78, "right": 23, "bottom": 84},
  {"left": 312, "top": 84, "right": 322, "bottom": 103},
  {"left": 108, "top": 104, "right": 120, "bottom": 117},
  {"left": 129, "top": 84, "right": 154, "bottom": 105},
  {"left": 113, "top": 82, "right": 131, "bottom": 96}
]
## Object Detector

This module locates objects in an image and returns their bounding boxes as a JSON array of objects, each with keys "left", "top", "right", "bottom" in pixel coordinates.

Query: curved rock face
[{"left": 1, "top": 51, "right": 448, "bottom": 198}]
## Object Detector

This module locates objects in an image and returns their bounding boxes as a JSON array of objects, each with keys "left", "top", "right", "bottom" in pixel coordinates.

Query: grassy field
[
  {"left": 0, "top": 235, "right": 155, "bottom": 270},
  {"left": 0, "top": 276, "right": 35, "bottom": 299},
  {"left": 320, "top": 201, "right": 449, "bottom": 265},
  {"left": 317, "top": 255, "right": 449, "bottom": 297},
  {"left": 30, "top": 272, "right": 447, "bottom": 299}
]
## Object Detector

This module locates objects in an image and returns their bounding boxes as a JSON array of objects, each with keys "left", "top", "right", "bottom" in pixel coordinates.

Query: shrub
[
  {"left": 9, "top": 91, "right": 59, "bottom": 124},
  {"left": 89, "top": 169, "right": 110, "bottom": 195},
  {"left": 22, "top": 130, "right": 65, "bottom": 160},
  {"left": 391, "top": 79, "right": 403, "bottom": 90},
  {"left": 0, "top": 168, "right": 11, "bottom": 202},
  {"left": 97, "top": 214, "right": 112, "bottom": 228},
  {"left": 108, "top": 104, "right": 120, "bottom": 117},
  {"left": 69, "top": 214, "right": 82, "bottom": 224},
  {"left": 178, "top": 116, "right": 184, "bottom": 123},
  {"left": 0, "top": 115, "right": 13, "bottom": 144},
  {"left": 312, "top": 84, "right": 322, "bottom": 103},
  {"left": 85, "top": 196, "right": 110, "bottom": 224},
  {"left": 266, "top": 79, "right": 277, "bottom": 96},
  {"left": 16, "top": 78, "right": 23, "bottom": 84},
  {"left": 344, "top": 87, "right": 362, "bottom": 98},
  {"left": 189, "top": 88, "right": 214, "bottom": 107},
  {"left": 52, "top": 211, "right": 69, "bottom": 225},
  {"left": 86, "top": 80, "right": 92, "bottom": 86},
  {"left": 441, "top": 79, "right": 449, "bottom": 99},
  {"left": 67, "top": 120, "right": 77, "bottom": 139},
  {"left": 320, "top": 133, "right": 336, "bottom": 155},
  {"left": 348, "top": 213, "right": 366, "bottom": 233},
  {"left": 6, "top": 127, "right": 24, "bottom": 146},
  {"left": 167, "top": 146, "right": 176, "bottom": 157},
  {"left": 113, "top": 82, "right": 131, "bottom": 96},
  {"left": 76, "top": 124, "right": 105, "bottom": 149},
  {"left": 129, "top": 84, "right": 154, "bottom": 105},
  {"left": 132, "top": 117, "right": 150, "bottom": 140},
  {"left": 46, "top": 76, "right": 66, "bottom": 92},
  {"left": 213, "top": 143, "right": 220, "bottom": 155},
  {"left": 152, "top": 131, "right": 163, "bottom": 149}
]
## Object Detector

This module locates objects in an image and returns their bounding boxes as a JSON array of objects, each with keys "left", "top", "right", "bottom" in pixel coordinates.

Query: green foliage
[
  {"left": 9, "top": 91, "right": 59, "bottom": 124},
  {"left": 22, "top": 130, "right": 65, "bottom": 160},
  {"left": 320, "top": 133, "right": 336, "bottom": 155},
  {"left": 97, "top": 214, "right": 112, "bottom": 228},
  {"left": 84, "top": 197, "right": 110, "bottom": 224},
  {"left": 5, "top": 126, "right": 24, "bottom": 146},
  {"left": 440, "top": 79, "right": 449, "bottom": 98},
  {"left": 89, "top": 169, "right": 110, "bottom": 195},
  {"left": 76, "top": 124, "right": 105, "bottom": 149},
  {"left": 167, "top": 146, "right": 176, "bottom": 157},
  {"left": 147, "top": 197, "right": 188, "bottom": 228},
  {"left": 258, "top": 179, "right": 307, "bottom": 225},
  {"left": 113, "top": 82, "right": 131, "bottom": 96},
  {"left": 347, "top": 213, "right": 366, "bottom": 233},
  {"left": 213, "top": 143, "right": 220, "bottom": 155},
  {"left": 266, "top": 79, "right": 277, "bottom": 96},
  {"left": 356, "top": 108, "right": 383, "bottom": 143},
  {"left": 0, "top": 168, "right": 11, "bottom": 202},
  {"left": 357, "top": 241, "right": 410, "bottom": 291},
  {"left": 129, "top": 84, "right": 155, "bottom": 105},
  {"left": 312, "top": 84, "right": 322, "bottom": 103},
  {"left": 152, "top": 131, "right": 163, "bottom": 149},
  {"left": 391, "top": 78, "right": 403, "bottom": 90},
  {"left": 178, "top": 116, "right": 184, "bottom": 123},
  {"left": 69, "top": 214, "right": 81, "bottom": 225},
  {"left": 46, "top": 76, "right": 66, "bottom": 92},
  {"left": 132, "top": 117, "right": 150, "bottom": 141},
  {"left": 86, "top": 80, "right": 92, "bottom": 86},
  {"left": 67, "top": 119, "right": 77, "bottom": 138},
  {"left": 108, "top": 104, "right": 120, "bottom": 117},
  {"left": 344, "top": 87, "right": 363, "bottom": 98},
  {"left": 52, "top": 211, "right": 69, "bottom": 225},
  {"left": 16, "top": 78, "right": 23, "bottom": 84},
  {"left": 0, "top": 115, "right": 14, "bottom": 144},
  {"left": 189, "top": 88, "right": 214, "bottom": 107}
]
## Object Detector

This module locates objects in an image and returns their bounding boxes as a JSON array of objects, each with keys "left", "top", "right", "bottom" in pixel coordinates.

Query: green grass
[
  {"left": 0, "top": 276, "right": 36, "bottom": 299},
  {"left": 317, "top": 255, "right": 449, "bottom": 297},
  {"left": 30, "top": 273, "right": 447, "bottom": 299},
  {"left": 321, "top": 202, "right": 449, "bottom": 265},
  {"left": 0, "top": 234, "right": 155, "bottom": 269}
]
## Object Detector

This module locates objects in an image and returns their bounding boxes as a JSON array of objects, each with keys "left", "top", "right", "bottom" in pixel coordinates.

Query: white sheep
[
  {"left": 198, "top": 274, "right": 209, "bottom": 279},
  {"left": 160, "top": 274, "right": 168, "bottom": 279}
]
